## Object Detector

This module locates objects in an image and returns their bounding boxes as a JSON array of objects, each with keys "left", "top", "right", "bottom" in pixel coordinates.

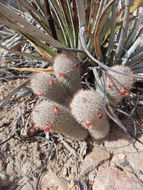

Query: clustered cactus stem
[
  {"left": 30, "top": 50, "right": 137, "bottom": 141},
  {"left": 32, "top": 100, "right": 88, "bottom": 140},
  {"left": 31, "top": 53, "right": 136, "bottom": 140},
  {"left": 71, "top": 90, "right": 110, "bottom": 139},
  {"left": 105, "top": 65, "right": 135, "bottom": 104},
  {"left": 31, "top": 72, "right": 71, "bottom": 105},
  {"left": 53, "top": 52, "right": 82, "bottom": 95}
]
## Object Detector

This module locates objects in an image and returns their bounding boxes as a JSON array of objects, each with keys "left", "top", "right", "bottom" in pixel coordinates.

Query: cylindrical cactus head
[
  {"left": 88, "top": 116, "right": 110, "bottom": 139},
  {"left": 31, "top": 72, "right": 70, "bottom": 105},
  {"left": 53, "top": 52, "right": 81, "bottom": 94},
  {"left": 32, "top": 100, "right": 88, "bottom": 140},
  {"left": 105, "top": 65, "right": 135, "bottom": 103},
  {"left": 71, "top": 89, "right": 110, "bottom": 139}
]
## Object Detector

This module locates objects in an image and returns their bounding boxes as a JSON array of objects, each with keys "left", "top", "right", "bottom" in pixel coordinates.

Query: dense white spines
[
  {"left": 32, "top": 100, "right": 88, "bottom": 140},
  {"left": 71, "top": 90, "right": 110, "bottom": 139},
  {"left": 53, "top": 52, "right": 81, "bottom": 95},
  {"left": 106, "top": 65, "right": 135, "bottom": 103},
  {"left": 31, "top": 72, "right": 70, "bottom": 105}
]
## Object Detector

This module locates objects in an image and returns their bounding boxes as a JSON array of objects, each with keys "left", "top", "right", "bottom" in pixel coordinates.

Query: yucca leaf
[
  {"left": 0, "top": 2, "right": 65, "bottom": 50},
  {"left": 94, "top": 0, "right": 116, "bottom": 61},
  {"left": 126, "top": 51, "right": 143, "bottom": 66},
  {"left": 0, "top": 44, "right": 47, "bottom": 61},
  {"left": 105, "top": 1, "right": 117, "bottom": 64},
  {"left": 28, "top": 40, "right": 55, "bottom": 63},
  {"left": 66, "top": 0, "right": 76, "bottom": 47},
  {"left": 48, "top": 0, "right": 69, "bottom": 46},
  {"left": 43, "top": 0, "right": 58, "bottom": 40},
  {"left": 104, "top": 0, "right": 143, "bottom": 45},
  {"left": 91, "top": 0, "right": 104, "bottom": 35},
  {"left": 130, "top": 0, "right": 143, "bottom": 13},
  {"left": 114, "top": 0, "right": 130, "bottom": 62},
  {"left": 122, "top": 32, "right": 143, "bottom": 65},
  {"left": 87, "top": 1, "right": 99, "bottom": 49}
]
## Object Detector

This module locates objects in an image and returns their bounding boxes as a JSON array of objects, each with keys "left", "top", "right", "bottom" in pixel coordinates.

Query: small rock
[
  {"left": 127, "top": 152, "right": 143, "bottom": 172},
  {"left": 20, "top": 181, "right": 35, "bottom": 190},
  {"left": 81, "top": 146, "right": 110, "bottom": 174},
  {"left": 0, "top": 173, "right": 9, "bottom": 189},
  {"left": 6, "top": 162, "right": 15, "bottom": 176},
  {"left": 111, "top": 153, "right": 126, "bottom": 166},
  {"left": 93, "top": 167, "right": 143, "bottom": 190},
  {"left": 0, "top": 159, "right": 4, "bottom": 171},
  {"left": 39, "top": 171, "right": 70, "bottom": 190},
  {"left": 20, "top": 128, "right": 28, "bottom": 138}
]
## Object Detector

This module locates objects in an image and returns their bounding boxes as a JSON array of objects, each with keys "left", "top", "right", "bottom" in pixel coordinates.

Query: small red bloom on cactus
[
  {"left": 45, "top": 125, "right": 51, "bottom": 132},
  {"left": 74, "top": 63, "right": 79, "bottom": 68},
  {"left": 86, "top": 120, "right": 92, "bottom": 128},
  {"left": 78, "top": 88, "right": 83, "bottom": 93},
  {"left": 98, "top": 113, "right": 103, "bottom": 120},
  {"left": 37, "top": 92, "right": 42, "bottom": 97},
  {"left": 50, "top": 79, "right": 55, "bottom": 86},
  {"left": 119, "top": 89, "right": 128, "bottom": 96},
  {"left": 68, "top": 102, "right": 71, "bottom": 109},
  {"left": 34, "top": 124, "right": 39, "bottom": 130},
  {"left": 59, "top": 71, "right": 64, "bottom": 77},
  {"left": 108, "top": 82, "right": 113, "bottom": 89},
  {"left": 54, "top": 106, "right": 60, "bottom": 113},
  {"left": 105, "top": 71, "right": 109, "bottom": 78},
  {"left": 79, "top": 119, "right": 83, "bottom": 123}
]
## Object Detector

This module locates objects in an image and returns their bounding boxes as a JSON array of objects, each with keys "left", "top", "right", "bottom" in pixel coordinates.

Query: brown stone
[
  {"left": 39, "top": 171, "right": 70, "bottom": 190},
  {"left": 93, "top": 167, "right": 143, "bottom": 190},
  {"left": 81, "top": 146, "right": 110, "bottom": 174},
  {"left": 127, "top": 152, "right": 143, "bottom": 172}
]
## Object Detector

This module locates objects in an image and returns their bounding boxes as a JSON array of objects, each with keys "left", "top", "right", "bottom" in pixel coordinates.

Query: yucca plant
[{"left": 0, "top": 0, "right": 143, "bottom": 142}]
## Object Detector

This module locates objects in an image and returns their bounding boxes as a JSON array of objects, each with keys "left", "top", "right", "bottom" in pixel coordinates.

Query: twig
[
  {"left": 0, "top": 79, "right": 30, "bottom": 108},
  {"left": 58, "top": 136, "right": 77, "bottom": 158},
  {"left": 36, "top": 140, "right": 54, "bottom": 190},
  {"left": 0, "top": 134, "right": 15, "bottom": 146},
  {"left": 0, "top": 44, "right": 47, "bottom": 61},
  {"left": 0, "top": 76, "right": 30, "bottom": 82}
]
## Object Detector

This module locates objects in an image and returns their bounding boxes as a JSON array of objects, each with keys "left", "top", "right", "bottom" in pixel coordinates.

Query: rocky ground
[{"left": 0, "top": 75, "right": 143, "bottom": 190}]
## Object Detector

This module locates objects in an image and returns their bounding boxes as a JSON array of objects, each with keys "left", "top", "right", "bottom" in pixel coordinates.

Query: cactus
[
  {"left": 53, "top": 52, "right": 81, "bottom": 95},
  {"left": 31, "top": 72, "right": 71, "bottom": 105},
  {"left": 32, "top": 100, "right": 88, "bottom": 140},
  {"left": 71, "top": 89, "right": 110, "bottom": 139},
  {"left": 105, "top": 65, "right": 135, "bottom": 103}
]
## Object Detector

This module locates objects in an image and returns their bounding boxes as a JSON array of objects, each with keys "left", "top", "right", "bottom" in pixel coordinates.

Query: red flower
[
  {"left": 108, "top": 83, "right": 113, "bottom": 89},
  {"left": 50, "top": 80, "right": 55, "bottom": 86},
  {"left": 120, "top": 89, "right": 127, "bottom": 96},
  {"left": 37, "top": 92, "right": 42, "bottom": 97},
  {"left": 86, "top": 120, "right": 92, "bottom": 128},
  {"left": 105, "top": 72, "right": 109, "bottom": 78},
  {"left": 78, "top": 88, "right": 83, "bottom": 93},
  {"left": 45, "top": 125, "right": 51, "bottom": 132},
  {"left": 98, "top": 113, "right": 103, "bottom": 120},
  {"left": 54, "top": 106, "right": 60, "bottom": 113},
  {"left": 59, "top": 71, "right": 64, "bottom": 77},
  {"left": 34, "top": 124, "right": 39, "bottom": 130},
  {"left": 68, "top": 103, "right": 71, "bottom": 109}
]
